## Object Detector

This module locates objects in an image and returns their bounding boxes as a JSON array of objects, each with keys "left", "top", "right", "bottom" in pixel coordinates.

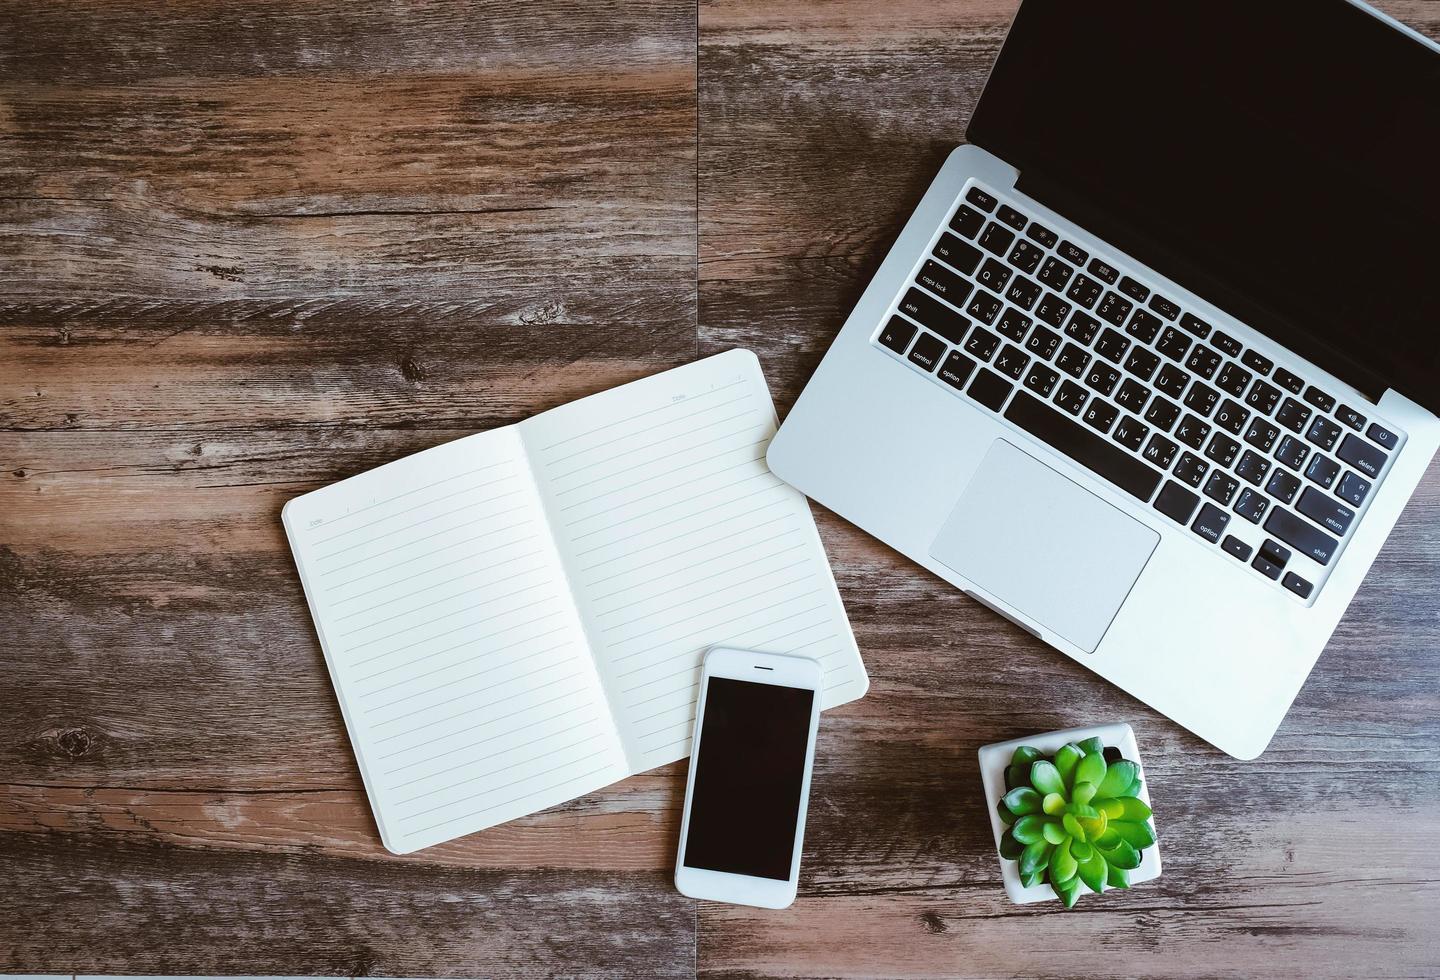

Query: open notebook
[{"left": 283, "top": 350, "right": 867, "bottom": 853}]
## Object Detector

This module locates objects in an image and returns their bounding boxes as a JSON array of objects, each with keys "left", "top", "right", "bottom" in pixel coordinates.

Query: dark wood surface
[{"left": 3, "top": 1, "right": 1438, "bottom": 976}]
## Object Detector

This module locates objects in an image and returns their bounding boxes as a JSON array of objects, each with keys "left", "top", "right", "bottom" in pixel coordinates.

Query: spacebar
[{"left": 1003, "top": 391, "right": 1162, "bottom": 501}]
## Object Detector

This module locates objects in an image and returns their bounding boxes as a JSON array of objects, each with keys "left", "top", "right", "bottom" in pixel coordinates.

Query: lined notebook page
[
  {"left": 282, "top": 429, "right": 627, "bottom": 853},
  {"left": 521, "top": 350, "right": 867, "bottom": 773}
]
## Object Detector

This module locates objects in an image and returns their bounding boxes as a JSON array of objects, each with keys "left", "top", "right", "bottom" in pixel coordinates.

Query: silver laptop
[{"left": 767, "top": 0, "right": 1440, "bottom": 759}]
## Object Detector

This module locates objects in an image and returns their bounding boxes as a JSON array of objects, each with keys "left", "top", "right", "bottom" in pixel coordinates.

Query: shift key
[
  {"left": 1296, "top": 486, "right": 1354, "bottom": 536},
  {"left": 1264, "top": 507, "right": 1339, "bottom": 565}
]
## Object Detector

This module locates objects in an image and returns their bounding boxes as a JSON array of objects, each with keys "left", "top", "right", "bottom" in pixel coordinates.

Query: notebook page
[
  {"left": 282, "top": 428, "right": 628, "bottom": 853},
  {"left": 520, "top": 349, "right": 867, "bottom": 774}
]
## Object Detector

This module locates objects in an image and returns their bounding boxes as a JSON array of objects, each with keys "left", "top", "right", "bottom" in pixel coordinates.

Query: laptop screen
[{"left": 967, "top": 0, "right": 1440, "bottom": 414}]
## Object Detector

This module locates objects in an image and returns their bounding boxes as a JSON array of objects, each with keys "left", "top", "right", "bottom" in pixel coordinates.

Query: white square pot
[{"left": 978, "top": 722, "right": 1162, "bottom": 905}]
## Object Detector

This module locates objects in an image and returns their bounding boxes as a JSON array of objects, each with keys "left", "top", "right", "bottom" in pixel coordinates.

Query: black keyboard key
[
  {"left": 1222, "top": 535, "right": 1253, "bottom": 561},
  {"left": 938, "top": 349, "right": 977, "bottom": 390},
  {"left": 1024, "top": 325, "right": 1062, "bottom": 361},
  {"left": 965, "top": 186, "right": 996, "bottom": 212},
  {"left": 1204, "top": 470, "right": 1240, "bottom": 506},
  {"left": 994, "top": 343, "right": 1030, "bottom": 380},
  {"left": 1174, "top": 451, "right": 1209, "bottom": 487},
  {"left": 1026, "top": 222, "right": 1058, "bottom": 248},
  {"left": 1083, "top": 398, "right": 1120, "bottom": 434},
  {"left": 1054, "top": 379, "right": 1089, "bottom": 415},
  {"left": 1037, "top": 256, "right": 1074, "bottom": 290},
  {"left": 1087, "top": 257, "right": 1119, "bottom": 284},
  {"left": 1191, "top": 502, "right": 1230, "bottom": 543},
  {"left": 1252, "top": 554, "right": 1284, "bottom": 580},
  {"left": 900, "top": 287, "right": 970, "bottom": 344},
  {"left": 1233, "top": 488, "right": 1269, "bottom": 524},
  {"left": 1004, "top": 391, "right": 1163, "bottom": 501},
  {"left": 1273, "top": 367, "right": 1304, "bottom": 394},
  {"left": 1336, "top": 470, "right": 1371, "bottom": 507},
  {"left": 907, "top": 332, "right": 947, "bottom": 371},
  {"left": 1266, "top": 468, "right": 1301, "bottom": 504},
  {"left": 1057, "top": 240, "right": 1088, "bottom": 266},
  {"left": 1174, "top": 413, "right": 1210, "bottom": 450},
  {"left": 1115, "top": 378, "right": 1151, "bottom": 414},
  {"left": 996, "top": 308, "right": 1032, "bottom": 343},
  {"left": 1024, "top": 362, "right": 1060, "bottom": 397},
  {"left": 1140, "top": 431, "right": 1175, "bottom": 469},
  {"left": 1112, "top": 414, "right": 1149, "bottom": 452},
  {"left": 1366, "top": 422, "right": 1399, "bottom": 450},
  {"left": 1182, "top": 382, "right": 1220, "bottom": 418},
  {"left": 1155, "top": 326, "right": 1192, "bottom": 362},
  {"left": 1035, "top": 293, "right": 1072, "bottom": 328},
  {"left": 1180, "top": 312, "right": 1212, "bottom": 338},
  {"left": 997, "top": 203, "right": 1027, "bottom": 230},
  {"left": 1065, "top": 273, "right": 1103, "bottom": 309},
  {"left": 1055, "top": 342, "right": 1091, "bottom": 378},
  {"left": 1305, "top": 415, "right": 1342, "bottom": 452},
  {"left": 1276, "top": 397, "right": 1312, "bottom": 433},
  {"left": 978, "top": 222, "right": 1015, "bottom": 257},
  {"left": 1235, "top": 449, "right": 1271, "bottom": 486},
  {"left": 1124, "top": 346, "right": 1161, "bottom": 382},
  {"left": 1305, "top": 453, "right": 1341, "bottom": 489},
  {"left": 1125, "top": 308, "right": 1162, "bottom": 344},
  {"left": 1184, "top": 345, "right": 1222, "bottom": 380},
  {"left": 1008, "top": 239, "right": 1045, "bottom": 275},
  {"left": 977, "top": 257, "right": 1012, "bottom": 294},
  {"left": 968, "top": 367, "right": 1014, "bottom": 411},
  {"left": 950, "top": 205, "right": 985, "bottom": 239},
  {"left": 1214, "top": 399, "right": 1249, "bottom": 435},
  {"left": 1245, "top": 379, "right": 1281, "bottom": 416},
  {"left": 1335, "top": 404, "right": 1366, "bottom": 431},
  {"left": 1065, "top": 311, "right": 1101, "bottom": 345},
  {"left": 917, "top": 259, "right": 974, "bottom": 307},
  {"left": 1215, "top": 362, "right": 1251, "bottom": 398},
  {"left": 878, "top": 316, "right": 917, "bottom": 354},
  {"left": 1297, "top": 486, "right": 1354, "bottom": 536},
  {"left": 934, "top": 232, "right": 983, "bottom": 274},
  {"left": 1155, "top": 363, "right": 1190, "bottom": 400},
  {"left": 1260, "top": 537, "right": 1291, "bottom": 569},
  {"left": 1213, "top": 331, "right": 1243, "bottom": 357},
  {"left": 1243, "top": 418, "right": 1280, "bottom": 453},
  {"left": 1282, "top": 572, "right": 1313, "bottom": 599},
  {"left": 1336, "top": 432, "right": 1387, "bottom": 479},
  {"left": 1005, "top": 276, "right": 1043, "bottom": 311},
  {"left": 964, "top": 325, "right": 1001, "bottom": 362},
  {"left": 1303, "top": 385, "right": 1336, "bottom": 413},
  {"left": 1274, "top": 435, "right": 1309, "bottom": 471},
  {"left": 1097, "top": 291, "right": 1133, "bottom": 327},
  {"left": 966, "top": 291, "right": 1003, "bottom": 325},
  {"left": 1118, "top": 275, "right": 1150, "bottom": 303},
  {"left": 1154, "top": 480, "right": 1200, "bottom": 525},
  {"left": 1094, "top": 327, "right": 1131, "bottom": 364},
  {"left": 1148, "top": 293, "right": 1181, "bottom": 320},
  {"left": 1206, "top": 432, "right": 1241, "bottom": 468},
  {"left": 1085, "top": 362, "right": 1122, "bottom": 397},
  {"left": 1264, "top": 508, "right": 1339, "bottom": 565},
  {"left": 1143, "top": 396, "right": 1180, "bottom": 433},
  {"left": 1241, "top": 349, "right": 1273, "bottom": 375}
]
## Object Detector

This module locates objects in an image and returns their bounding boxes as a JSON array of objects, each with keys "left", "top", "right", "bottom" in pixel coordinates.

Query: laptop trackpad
[{"left": 928, "top": 440, "right": 1159, "bottom": 653}]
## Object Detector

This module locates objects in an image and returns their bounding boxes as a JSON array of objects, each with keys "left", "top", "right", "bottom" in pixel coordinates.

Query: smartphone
[{"left": 673, "top": 646, "right": 823, "bottom": 909}]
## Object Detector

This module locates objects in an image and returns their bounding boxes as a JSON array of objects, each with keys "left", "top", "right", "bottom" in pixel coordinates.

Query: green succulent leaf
[
  {"left": 1077, "top": 850, "right": 1108, "bottom": 894},
  {"left": 1055, "top": 876, "right": 1082, "bottom": 908},
  {"left": 1096, "top": 759, "right": 1139, "bottom": 798},
  {"left": 1124, "top": 777, "right": 1143, "bottom": 797},
  {"left": 1004, "top": 764, "right": 1030, "bottom": 790},
  {"left": 1030, "top": 760, "right": 1064, "bottom": 796},
  {"left": 1106, "top": 863, "right": 1131, "bottom": 889},
  {"left": 1078, "top": 811, "right": 1108, "bottom": 841},
  {"left": 1117, "top": 797, "right": 1153, "bottom": 821},
  {"left": 1075, "top": 750, "right": 1107, "bottom": 789},
  {"left": 1002, "top": 786, "right": 1042, "bottom": 816},
  {"left": 1070, "top": 839, "right": 1094, "bottom": 863},
  {"left": 1012, "top": 814, "right": 1046, "bottom": 845},
  {"left": 1066, "top": 802, "right": 1100, "bottom": 819},
  {"left": 1042, "top": 820, "right": 1068, "bottom": 845},
  {"left": 1011, "top": 745, "right": 1043, "bottom": 766},
  {"left": 1110, "top": 819, "right": 1158, "bottom": 849},
  {"left": 1019, "top": 839, "right": 1053, "bottom": 876},
  {"left": 1054, "top": 743, "right": 1083, "bottom": 789},
  {"left": 1021, "top": 869, "right": 1045, "bottom": 888},
  {"left": 997, "top": 799, "right": 1016, "bottom": 824},
  {"left": 999, "top": 829, "right": 1025, "bottom": 860},
  {"left": 1078, "top": 736, "right": 1105, "bottom": 756},
  {"left": 1094, "top": 827, "right": 1122, "bottom": 849},
  {"left": 1050, "top": 839, "right": 1077, "bottom": 884},
  {"left": 1098, "top": 838, "right": 1142, "bottom": 870},
  {"left": 1042, "top": 792, "right": 1068, "bottom": 816},
  {"left": 1098, "top": 798, "right": 1125, "bottom": 819},
  {"left": 1072, "top": 780, "right": 1098, "bottom": 806},
  {"left": 1062, "top": 812, "right": 1086, "bottom": 842}
]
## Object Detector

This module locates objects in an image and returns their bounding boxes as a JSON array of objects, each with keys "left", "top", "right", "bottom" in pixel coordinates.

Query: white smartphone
[{"left": 673, "top": 646, "right": 824, "bottom": 909}]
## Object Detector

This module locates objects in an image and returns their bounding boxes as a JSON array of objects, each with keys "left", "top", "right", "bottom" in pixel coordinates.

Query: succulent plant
[{"left": 995, "top": 736, "right": 1156, "bottom": 908}]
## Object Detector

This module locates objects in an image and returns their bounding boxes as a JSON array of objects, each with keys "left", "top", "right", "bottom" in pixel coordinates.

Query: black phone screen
[{"left": 682, "top": 676, "right": 816, "bottom": 880}]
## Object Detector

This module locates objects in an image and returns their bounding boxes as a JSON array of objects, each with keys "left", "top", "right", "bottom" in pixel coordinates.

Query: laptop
[{"left": 766, "top": 0, "right": 1440, "bottom": 759}]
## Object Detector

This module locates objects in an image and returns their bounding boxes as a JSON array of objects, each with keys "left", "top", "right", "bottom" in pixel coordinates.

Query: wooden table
[{"left": 4, "top": 1, "right": 1439, "bottom": 976}]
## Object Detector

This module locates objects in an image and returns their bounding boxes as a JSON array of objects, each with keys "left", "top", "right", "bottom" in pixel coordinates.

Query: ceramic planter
[{"left": 978, "top": 722, "right": 1161, "bottom": 904}]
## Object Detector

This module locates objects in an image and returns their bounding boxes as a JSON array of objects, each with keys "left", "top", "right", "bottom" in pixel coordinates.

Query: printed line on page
[
  {"left": 361, "top": 629, "right": 574, "bottom": 705},
  {"left": 301, "top": 460, "right": 513, "bottom": 529},
  {"left": 545, "top": 400, "right": 755, "bottom": 475},
  {"left": 310, "top": 472, "right": 520, "bottom": 546},
  {"left": 405, "top": 762, "right": 617, "bottom": 836},
  {"left": 555, "top": 424, "right": 766, "bottom": 505},
  {"left": 539, "top": 378, "right": 748, "bottom": 452}
]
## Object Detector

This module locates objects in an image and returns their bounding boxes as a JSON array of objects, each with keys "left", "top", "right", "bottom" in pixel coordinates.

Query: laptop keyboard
[{"left": 874, "top": 182, "right": 1406, "bottom": 602}]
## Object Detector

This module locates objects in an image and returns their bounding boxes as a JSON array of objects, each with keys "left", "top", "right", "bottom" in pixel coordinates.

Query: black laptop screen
[{"left": 967, "top": 0, "right": 1440, "bottom": 413}]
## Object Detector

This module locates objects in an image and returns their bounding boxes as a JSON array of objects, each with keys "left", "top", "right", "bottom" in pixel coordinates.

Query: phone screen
[{"left": 682, "top": 676, "right": 816, "bottom": 880}]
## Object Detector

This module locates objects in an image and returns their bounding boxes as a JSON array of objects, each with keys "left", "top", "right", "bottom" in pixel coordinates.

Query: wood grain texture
[{"left": 4, "top": 0, "right": 1440, "bottom": 975}]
